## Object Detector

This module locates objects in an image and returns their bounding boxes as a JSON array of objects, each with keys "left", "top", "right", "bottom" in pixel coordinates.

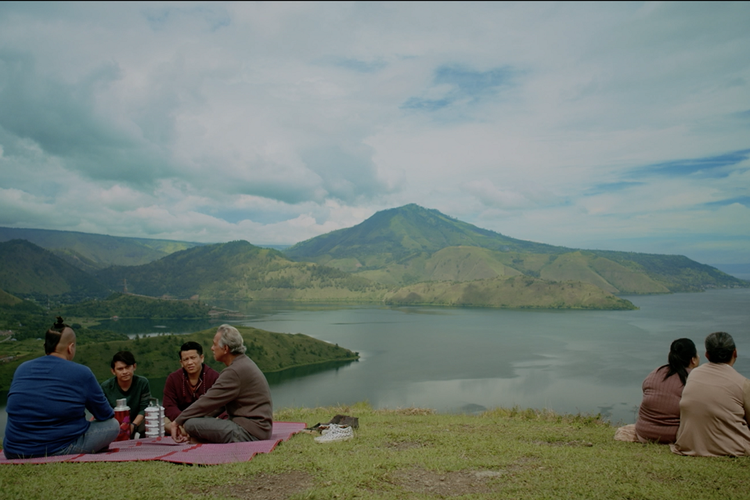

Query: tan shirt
[
  {"left": 671, "top": 362, "right": 750, "bottom": 457},
  {"left": 175, "top": 354, "right": 273, "bottom": 440}
]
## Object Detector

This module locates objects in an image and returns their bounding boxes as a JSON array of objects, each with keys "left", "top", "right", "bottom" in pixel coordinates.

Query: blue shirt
[{"left": 3, "top": 355, "right": 114, "bottom": 458}]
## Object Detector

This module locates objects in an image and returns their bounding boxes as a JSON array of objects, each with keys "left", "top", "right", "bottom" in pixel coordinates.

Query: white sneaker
[{"left": 314, "top": 424, "right": 354, "bottom": 443}]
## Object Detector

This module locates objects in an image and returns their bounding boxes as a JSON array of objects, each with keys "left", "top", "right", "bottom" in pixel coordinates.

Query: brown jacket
[{"left": 175, "top": 354, "right": 273, "bottom": 440}]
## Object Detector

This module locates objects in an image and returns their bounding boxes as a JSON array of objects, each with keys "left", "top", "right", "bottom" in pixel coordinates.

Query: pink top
[{"left": 635, "top": 365, "right": 688, "bottom": 443}]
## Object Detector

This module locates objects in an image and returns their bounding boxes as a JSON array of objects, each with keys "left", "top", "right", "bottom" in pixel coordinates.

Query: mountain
[
  {"left": 0, "top": 227, "right": 201, "bottom": 272},
  {"left": 285, "top": 204, "right": 564, "bottom": 267},
  {"left": 95, "top": 240, "right": 387, "bottom": 301},
  {"left": 285, "top": 204, "right": 747, "bottom": 293},
  {"left": 0, "top": 239, "right": 110, "bottom": 301}
]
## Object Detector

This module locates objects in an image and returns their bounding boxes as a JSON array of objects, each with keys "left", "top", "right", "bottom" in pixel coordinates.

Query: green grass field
[{"left": 2, "top": 403, "right": 748, "bottom": 499}]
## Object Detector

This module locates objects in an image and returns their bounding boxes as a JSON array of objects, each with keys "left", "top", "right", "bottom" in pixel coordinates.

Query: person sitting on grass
[
  {"left": 100, "top": 351, "right": 151, "bottom": 439},
  {"left": 3, "top": 317, "right": 118, "bottom": 459},
  {"left": 671, "top": 331, "right": 750, "bottom": 457},
  {"left": 171, "top": 325, "right": 272, "bottom": 444},
  {"left": 162, "top": 341, "right": 222, "bottom": 434},
  {"left": 633, "top": 338, "right": 700, "bottom": 443}
]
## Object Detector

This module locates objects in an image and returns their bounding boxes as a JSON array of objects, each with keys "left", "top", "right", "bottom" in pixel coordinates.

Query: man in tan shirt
[{"left": 671, "top": 331, "right": 750, "bottom": 457}]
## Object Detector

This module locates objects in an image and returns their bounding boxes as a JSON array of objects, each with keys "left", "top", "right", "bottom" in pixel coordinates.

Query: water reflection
[{"left": 265, "top": 359, "right": 358, "bottom": 385}]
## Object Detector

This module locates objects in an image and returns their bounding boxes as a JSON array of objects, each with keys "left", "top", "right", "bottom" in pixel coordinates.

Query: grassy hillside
[
  {"left": 0, "top": 239, "right": 110, "bottom": 302},
  {"left": 352, "top": 247, "right": 680, "bottom": 295},
  {"left": 383, "top": 275, "right": 637, "bottom": 310},
  {"left": 588, "top": 250, "right": 744, "bottom": 292},
  {"left": 2, "top": 404, "right": 749, "bottom": 499},
  {"left": 96, "top": 240, "right": 388, "bottom": 302},
  {"left": 58, "top": 293, "right": 213, "bottom": 320},
  {"left": 538, "top": 252, "right": 670, "bottom": 294},
  {"left": 0, "top": 288, "right": 22, "bottom": 307},
  {"left": 0, "top": 325, "right": 359, "bottom": 390},
  {"left": 0, "top": 226, "right": 201, "bottom": 272},
  {"left": 356, "top": 246, "right": 523, "bottom": 286},
  {"left": 0, "top": 299, "right": 50, "bottom": 340}
]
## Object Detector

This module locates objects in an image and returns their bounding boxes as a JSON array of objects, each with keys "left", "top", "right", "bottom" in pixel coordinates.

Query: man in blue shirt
[{"left": 3, "top": 318, "right": 119, "bottom": 459}]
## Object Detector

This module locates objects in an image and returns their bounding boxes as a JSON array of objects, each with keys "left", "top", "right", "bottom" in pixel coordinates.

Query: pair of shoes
[{"left": 314, "top": 423, "right": 354, "bottom": 443}]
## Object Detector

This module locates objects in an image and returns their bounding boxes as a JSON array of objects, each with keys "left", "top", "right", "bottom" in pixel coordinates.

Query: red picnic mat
[{"left": 0, "top": 421, "right": 306, "bottom": 465}]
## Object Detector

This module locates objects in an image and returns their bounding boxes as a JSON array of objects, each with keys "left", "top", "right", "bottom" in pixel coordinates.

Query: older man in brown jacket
[
  {"left": 671, "top": 331, "right": 750, "bottom": 457},
  {"left": 171, "top": 325, "right": 273, "bottom": 443}
]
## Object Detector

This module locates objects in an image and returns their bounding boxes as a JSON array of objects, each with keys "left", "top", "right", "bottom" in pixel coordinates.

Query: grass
[{"left": 2, "top": 403, "right": 749, "bottom": 499}]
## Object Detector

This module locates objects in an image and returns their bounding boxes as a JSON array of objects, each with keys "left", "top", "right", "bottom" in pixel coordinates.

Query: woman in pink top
[{"left": 635, "top": 338, "right": 700, "bottom": 443}]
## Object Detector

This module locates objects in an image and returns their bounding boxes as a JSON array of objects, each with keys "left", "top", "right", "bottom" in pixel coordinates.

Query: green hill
[
  {"left": 383, "top": 275, "right": 637, "bottom": 310},
  {"left": 0, "top": 227, "right": 201, "bottom": 272},
  {"left": 356, "top": 246, "right": 523, "bottom": 286},
  {"left": 0, "top": 289, "right": 52, "bottom": 340},
  {"left": 285, "top": 204, "right": 564, "bottom": 268},
  {"left": 0, "top": 239, "right": 110, "bottom": 302},
  {"left": 95, "top": 240, "right": 387, "bottom": 302},
  {"left": 0, "top": 288, "right": 22, "bottom": 307},
  {"left": 75, "top": 325, "right": 359, "bottom": 381},
  {"left": 285, "top": 204, "right": 746, "bottom": 294},
  {"left": 0, "top": 325, "right": 359, "bottom": 390},
  {"left": 93, "top": 241, "right": 636, "bottom": 310},
  {"left": 58, "top": 293, "right": 213, "bottom": 320}
]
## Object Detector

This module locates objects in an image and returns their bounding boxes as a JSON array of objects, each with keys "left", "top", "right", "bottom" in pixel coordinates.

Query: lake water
[{"left": 2, "top": 288, "right": 749, "bottom": 440}]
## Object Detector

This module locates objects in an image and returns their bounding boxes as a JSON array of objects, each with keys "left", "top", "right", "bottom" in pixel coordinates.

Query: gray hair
[
  {"left": 217, "top": 324, "right": 246, "bottom": 355},
  {"left": 705, "top": 331, "right": 735, "bottom": 364}
]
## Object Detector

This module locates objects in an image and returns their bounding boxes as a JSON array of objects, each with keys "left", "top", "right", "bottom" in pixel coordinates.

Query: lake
[{"left": 2, "top": 288, "right": 749, "bottom": 440}]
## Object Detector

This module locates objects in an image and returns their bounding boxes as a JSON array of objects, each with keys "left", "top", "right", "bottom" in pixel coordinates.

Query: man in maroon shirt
[{"left": 163, "top": 341, "right": 221, "bottom": 433}]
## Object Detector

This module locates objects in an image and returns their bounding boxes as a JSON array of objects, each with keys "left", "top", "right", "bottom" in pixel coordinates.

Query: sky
[{"left": 0, "top": 2, "right": 749, "bottom": 266}]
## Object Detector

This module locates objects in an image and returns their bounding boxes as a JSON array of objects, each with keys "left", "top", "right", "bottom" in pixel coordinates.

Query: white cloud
[{"left": 0, "top": 2, "right": 748, "bottom": 264}]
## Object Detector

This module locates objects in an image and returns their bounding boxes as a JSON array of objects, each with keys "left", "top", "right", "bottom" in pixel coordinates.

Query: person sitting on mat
[
  {"left": 634, "top": 338, "right": 700, "bottom": 443},
  {"left": 162, "top": 341, "right": 222, "bottom": 434},
  {"left": 171, "top": 325, "right": 272, "bottom": 443},
  {"left": 3, "top": 317, "right": 119, "bottom": 459},
  {"left": 101, "top": 351, "right": 152, "bottom": 439}
]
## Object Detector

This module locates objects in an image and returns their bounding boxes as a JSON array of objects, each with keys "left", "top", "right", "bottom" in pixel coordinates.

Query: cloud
[
  {"left": 402, "top": 64, "right": 516, "bottom": 112},
  {"left": 633, "top": 149, "right": 750, "bottom": 179},
  {"left": 0, "top": 2, "right": 748, "bottom": 266}
]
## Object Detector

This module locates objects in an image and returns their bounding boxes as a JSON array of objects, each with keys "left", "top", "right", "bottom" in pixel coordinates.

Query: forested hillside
[
  {"left": 0, "top": 240, "right": 109, "bottom": 302},
  {"left": 58, "top": 293, "right": 213, "bottom": 319},
  {"left": 0, "top": 227, "right": 200, "bottom": 272},
  {"left": 96, "top": 240, "right": 387, "bottom": 301}
]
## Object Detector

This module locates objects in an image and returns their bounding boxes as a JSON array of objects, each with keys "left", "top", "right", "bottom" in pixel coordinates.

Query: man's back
[
  {"left": 4, "top": 356, "right": 113, "bottom": 457},
  {"left": 672, "top": 362, "right": 750, "bottom": 457}
]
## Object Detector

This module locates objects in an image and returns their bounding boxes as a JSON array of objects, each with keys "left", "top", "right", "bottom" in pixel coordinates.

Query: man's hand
[{"left": 171, "top": 422, "right": 189, "bottom": 443}]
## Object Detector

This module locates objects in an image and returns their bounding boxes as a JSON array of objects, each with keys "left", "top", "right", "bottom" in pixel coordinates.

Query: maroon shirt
[{"left": 163, "top": 364, "right": 221, "bottom": 421}]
